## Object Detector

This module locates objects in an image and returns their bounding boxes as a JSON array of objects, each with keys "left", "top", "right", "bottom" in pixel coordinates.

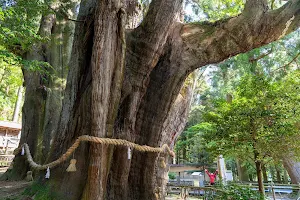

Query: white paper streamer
[
  {"left": 45, "top": 167, "right": 50, "bottom": 179},
  {"left": 21, "top": 146, "right": 25, "bottom": 155},
  {"left": 127, "top": 147, "right": 132, "bottom": 160}
]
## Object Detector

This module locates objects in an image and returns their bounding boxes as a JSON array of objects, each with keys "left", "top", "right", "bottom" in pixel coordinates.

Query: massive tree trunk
[
  {"left": 41, "top": 1, "right": 79, "bottom": 163},
  {"left": 236, "top": 159, "right": 249, "bottom": 182},
  {"left": 7, "top": 0, "right": 300, "bottom": 199},
  {"left": 283, "top": 157, "right": 300, "bottom": 184},
  {"left": 2, "top": 1, "right": 78, "bottom": 180},
  {"left": 1, "top": 14, "right": 56, "bottom": 180}
]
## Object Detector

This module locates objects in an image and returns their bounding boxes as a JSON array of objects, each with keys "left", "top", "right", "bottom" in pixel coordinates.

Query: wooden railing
[
  {"left": 167, "top": 184, "right": 226, "bottom": 199},
  {"left": 167, "top": 183, "right": 300, "bottom": 200},
  {"left": 0, "top": 154, "right": 14, "bottom": 167}
]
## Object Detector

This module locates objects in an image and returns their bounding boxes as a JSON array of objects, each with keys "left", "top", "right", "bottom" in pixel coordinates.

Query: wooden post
[
  {"left": 271, "top": 182, "right": 276, "bottom": 200},
  {"left": 218, "top": 155, "right": 227, "bottom": 184},
  {"left": 297, "top": 183, "right": 300, "bottom": 200},
  {"left": 4, "top": 129, "right": 8, "bottom": 154}
]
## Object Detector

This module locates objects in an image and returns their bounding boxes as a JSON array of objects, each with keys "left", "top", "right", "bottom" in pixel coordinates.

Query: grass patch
[{"left": 21, "top": 181, "right": 62, "bottom": 200}]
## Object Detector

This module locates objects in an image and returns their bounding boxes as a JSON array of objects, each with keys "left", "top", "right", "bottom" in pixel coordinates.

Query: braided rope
[{"left": 15, "top": 135, "right": 175, "bottom": 170}]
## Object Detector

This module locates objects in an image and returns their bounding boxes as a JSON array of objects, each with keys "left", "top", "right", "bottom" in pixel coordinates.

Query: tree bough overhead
[{"left": 7, "top": 0, "right": 300, "bottom": 199}]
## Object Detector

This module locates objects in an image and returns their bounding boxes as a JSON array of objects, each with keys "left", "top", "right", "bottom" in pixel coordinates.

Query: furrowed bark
[
  {"left": 157, "top": 82, "right": 193, "bottom": 198},
  {"left": 1, "top": 14, "right": 56, "bottom": 180},
  {"left": 275, "top": 165, "right": 282, "bottom": 183},
  {"left": 47, "top": 1, "right": 97, "bottom": 199},
  {"left": 82, "top": 0, "right": 126, "bottom": 199},
  {"left": 254, "top": 152, "right": 265, "bottom": 196},
  {"left": 42, "top": 1, "right": 79, "bottom": 163},
  {"left": 4, "top": 1, "right": 79, "bottom": 180},
  {"left": 283, "top": 156, "right": 300, "bottom": 184},
  {"left": 262, "top": 164, "right": 268, "bottom": 182},
  {"left": 237, "top": 159, "right": 249, "bottom": 182},
  {"left": 243, "top": 0, "right": 268, "bottom": 16},
  {"left": 12, "top": 86, "right": 23, "bottom": 122}
]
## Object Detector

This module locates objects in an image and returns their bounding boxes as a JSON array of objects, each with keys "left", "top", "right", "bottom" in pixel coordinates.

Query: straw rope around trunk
[{"left": 14, "top": 135, "right": 175, "bottom": 170}]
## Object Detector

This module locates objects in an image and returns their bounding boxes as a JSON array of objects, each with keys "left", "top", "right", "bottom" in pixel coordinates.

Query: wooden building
[{"left": 0, "top": 121, "right": 21, "bottom": 166}]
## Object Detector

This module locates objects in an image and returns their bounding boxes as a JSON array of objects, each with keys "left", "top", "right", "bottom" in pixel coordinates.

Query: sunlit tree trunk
[
  {"left": 236, "top": 159, "right": 249, "bottom": 182},
  {"left": 2, "top": 1, "right": 78, "bottom": 180},
  {"left": 262, "top": 164, "right": 268, "bottom": 183},
  {"left": 275, "top": 165, "right": 282, "bottom": 183},
  {"left": 283, "top": 157, "right": 300, "bottom": 184}
]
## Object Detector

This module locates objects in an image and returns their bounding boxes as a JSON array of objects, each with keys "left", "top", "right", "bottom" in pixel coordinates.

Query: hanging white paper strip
[
  {"left": 45, "top": 167, "right": 50, "bottom": 179},
  {"left": 21, "top": 146, "right": 25, "bottom": 155},
  {"left": 127, "top": 147, "right": 132, "bottom": 160}
]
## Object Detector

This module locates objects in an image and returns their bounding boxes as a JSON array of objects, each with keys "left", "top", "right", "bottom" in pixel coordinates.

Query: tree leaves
[{"left": 202, "top": 72, "right": 300, "bottom": 163}]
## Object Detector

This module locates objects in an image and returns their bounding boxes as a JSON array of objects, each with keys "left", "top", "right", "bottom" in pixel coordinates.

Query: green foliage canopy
[{"left": 202, "top": 72, "right": 300, "bottom": 162}]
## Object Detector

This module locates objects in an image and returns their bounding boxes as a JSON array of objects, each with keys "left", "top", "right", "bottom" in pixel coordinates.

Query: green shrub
[
  {"left": 168, "top": 172, "right": 177, "bottom": 180},
  {"left": 212, "top": 184, "right": 264, "bottom": 200},
  {"left": 22, "top": 182, "right": 61, "bottom": 200}
]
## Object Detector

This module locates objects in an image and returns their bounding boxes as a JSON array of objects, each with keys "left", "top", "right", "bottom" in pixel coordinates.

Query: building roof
[
  {"left": 169, "top": 164, "right": 204, "bottom": 172},
  {"left": 0, "top": 121, "right": 21, "bottom": 135},
  {"left": 191, "top": 172, "right": 203, "bottom": 176}
]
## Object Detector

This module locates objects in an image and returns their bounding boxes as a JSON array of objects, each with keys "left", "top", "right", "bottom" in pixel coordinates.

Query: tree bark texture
[
  {"left": 1, "top": 14, "right": 56, "bottom": 180},
  {"left": 8, "top": 0, "right": 300, "bottom": 199},
  {"left": 12, "top": 86, "right": 23, "bottom": 122},
  {"left": 275, "top": 165, "right": 282, "bottom": 183},
  {"left": 2, "top": 1, "right": 79, "bottom": 180},
  {"left": 254, "top": 153, "right": 265, "bottom": 196},
  {"left": 283, "top": 168, "right": 288, "bottom": 184},
  {"left": 236, "top": 159, "right": 249, "bottom": 182},
  {"left": 283, "top": 156, "right": 300, "bottom": 184},
  {"left": 262, "top": 164, "right": 268, "bottom": 183}
]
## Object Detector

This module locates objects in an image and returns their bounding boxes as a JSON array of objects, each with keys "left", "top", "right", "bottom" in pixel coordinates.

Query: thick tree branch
[
  {"left": 181, "top": 0, "right": 300, "bottom": 70},
  {"left": 127, "top": 0, "right": 183, "bottom": 75},
  {"left": 243, "top": 0, "right": 268, "bottom": 16}
]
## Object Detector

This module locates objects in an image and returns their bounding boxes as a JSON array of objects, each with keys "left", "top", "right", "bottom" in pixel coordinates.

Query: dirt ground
[
  {"left": 0, "top": 168, "right": 31, "bottom": 200},
  {"left": 0, "top": 180, "right": 31, "bottom": 200}
]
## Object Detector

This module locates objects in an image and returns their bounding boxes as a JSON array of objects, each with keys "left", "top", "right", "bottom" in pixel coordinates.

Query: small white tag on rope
[
  {"left": 45, "top": 167, "right": 50, "bottom": 179},
  {"left": 127, "top": 147, "right": 132, "bottom": 160},
  {"left": 21, "top": 146, "right": 25, "bottom": 155}
]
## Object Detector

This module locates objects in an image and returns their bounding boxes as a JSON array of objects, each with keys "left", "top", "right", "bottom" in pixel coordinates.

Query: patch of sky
[{"left": 184, "top": 0, "right": 207, "bottom": 22}]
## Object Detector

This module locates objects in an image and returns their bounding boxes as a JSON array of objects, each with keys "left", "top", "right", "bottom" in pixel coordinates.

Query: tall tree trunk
[
  {"left": 41, "top": 1, "right": 79, "bottom": 163},
  {"left": 262, "top": 164, "right": 268, "bottom": 183},
  {"left": 236, "top": 159, "right": 249, "bottom": 182},
  {"left": 2, "top": 1, "right": 79, "bottom": 180},
  {"left": 159, "top": 82, "right": 193, "bottom": 198},
  {"left": 270, "top": 165, "right": 275, "bottom": 182},
  {"left": 283, "top": 169, "right": 288, "bottom": 184},
  {"left": 1, "top": 14, "right": 56, "bottom": 181},
  {"left": 283, "top": 157, "right": 300, "bottom": 184},
  {"left": 12, "top": 86, "right": 23, "bottom": 122},
  {"left": 249, "top": 173, "right": 254, "bottom": 182},
  {"left": 254, "top": 152, "right": 265, "bottom": 196},
  {"left": 251, "top": 117, "right": 264, "bottom": 196},
  {"left": 275, "top": 165, "right": 282, "bottom": 183}
]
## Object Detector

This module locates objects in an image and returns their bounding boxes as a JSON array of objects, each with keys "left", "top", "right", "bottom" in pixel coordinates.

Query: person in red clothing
[{"left": 205, "top": 169, "right": 218, "bottom": 185}]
